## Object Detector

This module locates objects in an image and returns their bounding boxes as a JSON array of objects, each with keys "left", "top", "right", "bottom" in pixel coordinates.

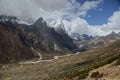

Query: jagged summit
[
  {"left": 33, "top": 17, "right": 45, "bottom": 25},
  {"left": 49, "top": 19, "right": 66, "bottom": 34},
  {"left": 110, "top": 31, "right": 116, "bottom": 35},
  {"left": 0, "top": 16, "right": 76, "bottom": 63},
  {"left": 32, "top": 17, "right": 48, "bottom": 33}
]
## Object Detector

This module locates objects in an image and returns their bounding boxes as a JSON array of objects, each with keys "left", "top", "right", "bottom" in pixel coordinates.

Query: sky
[{"left": 0, "top": 0, "right": 120, "bottom": 36}]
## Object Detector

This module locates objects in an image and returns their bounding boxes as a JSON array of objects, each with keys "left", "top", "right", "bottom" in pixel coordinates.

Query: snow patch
[{"left": 17, "top": 20, "right": 32, "bottom": 25}]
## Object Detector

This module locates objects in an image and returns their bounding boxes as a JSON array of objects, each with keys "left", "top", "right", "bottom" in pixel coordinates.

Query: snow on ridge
[{"left": 17, "top": 20, "right": 33, "bottom": 25}]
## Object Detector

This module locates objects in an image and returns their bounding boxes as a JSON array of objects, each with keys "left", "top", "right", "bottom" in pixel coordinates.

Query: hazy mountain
[
  {"left": 70, "top": 32, "right": 120, "bottom": 51},
  {"left": 70, "top": 33, "right": 96, "bottom": 51},
  {"left": 89, "top": 31, "right": 120, "bottom": 47},
  {"left": 70, "top": 33, "right": 94, "bottom": 41}
]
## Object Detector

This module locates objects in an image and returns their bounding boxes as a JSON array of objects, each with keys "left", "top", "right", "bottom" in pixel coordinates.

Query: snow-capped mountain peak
[
  {"left": 49, "top": 19, "right": 66, "bottom": 34},
  {"left": 70, "top": 33, "right": 94, "bottom": 41},
  {"left": 0, "top": 15, "right": 32, "bottom": 25}
]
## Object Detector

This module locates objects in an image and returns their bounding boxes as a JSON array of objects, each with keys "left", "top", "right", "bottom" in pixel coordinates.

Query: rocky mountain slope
[
  {"left": 0, "top": 15, "right": 76, "bottom": 64},
  {"left": 0, "top": 21, "right": 36, "bottom": 64}
]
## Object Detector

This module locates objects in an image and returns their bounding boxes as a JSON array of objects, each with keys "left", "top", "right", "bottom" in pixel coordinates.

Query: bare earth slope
[{"left": 85, "top": 61, "right": 120, "bottom": 80}]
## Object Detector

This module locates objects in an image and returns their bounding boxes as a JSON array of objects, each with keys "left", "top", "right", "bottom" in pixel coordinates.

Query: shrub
[{"left": 90, "top": 71, "right": 100, "bottom": 78}]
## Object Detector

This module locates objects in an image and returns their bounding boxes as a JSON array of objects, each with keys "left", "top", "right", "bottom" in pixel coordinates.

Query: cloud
[
  {"left": 0, "top": 0, "right": 39, "bottom": 22},
  {"left": 32, "top": 0, "right": 69, "bottom": 11},
  {"left": 101, "top": 10, "right": 120, "bottom": 32},
  {"left": 78, "top": 0, "right": 102, "bottom": 17},
  {"left": 91, "top": 9, "right": 120, "bottom": 35},
  {"left": 63, "top": 9, "right": 120, "bottom": 36},
  {"left": 65, "top": 18, "right": 89, "bottom": 34},
  {"left": 63, "top": 17, "right": 107, "bottom": 36},
  {"left": 0, "top": 0, "right": 71, "bottom": 22},
  {"left": 1, "top": 0, "right": 119, "bottom": 36},
  {"left": 0, "top": 0, "right": 102, "bottom": 21}
]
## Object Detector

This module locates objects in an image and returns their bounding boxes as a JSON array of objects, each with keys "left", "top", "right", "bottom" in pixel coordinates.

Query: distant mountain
[
  {"left": 0, "top": 15, "right": 76, "bottom": 63},
  {"left": 70, "top": 33, "right": 95, "bottom": 51},
  {"left": 70, "top": 32, "right": 120, "bottom": 51},
  {"left": 70, "top": 33, "right": 94, "bottom": 41},
  {"left": 90, "top": 31, "right": 120, "bottom": 46}
]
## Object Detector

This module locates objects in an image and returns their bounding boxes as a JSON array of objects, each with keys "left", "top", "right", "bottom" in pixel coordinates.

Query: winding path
[{"left": 20, "top": 48, "right": 80, "bottom": 64}]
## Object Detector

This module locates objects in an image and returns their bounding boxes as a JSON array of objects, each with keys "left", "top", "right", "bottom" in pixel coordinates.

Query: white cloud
[
  {"left": 79, "top": 0, "right": 102, "bottom": 17},
  {"left": 0, "top": 0, "right": 40, "bottom": 22},
  {"left": 1, "top": 0, "right": 119, "bottom": 36},
  {"left": 32, "top": 0, "right": 70, "bottom": 11},
  {"left": 0, "top": 0, "right": 102, "bottom": 21},
  {"left": 68, "top": 18, "right": 89, "bottom": 34},
  {"left": 62, "top": 9, "right": 120, "bottom": 36},
  {"left": 92, "top": 9, "right": 120, "bottom": 35},
  {"left": 62, "top": 17, "right": 107, "bottom": 36},
  {"left": 100, "top": 9, "right": 120, "bottom": 34}
]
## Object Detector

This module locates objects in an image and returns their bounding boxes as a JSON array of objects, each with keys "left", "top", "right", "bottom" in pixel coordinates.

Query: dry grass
[{"left": 0, "top": 41, "right": 120, "bottom": 80}]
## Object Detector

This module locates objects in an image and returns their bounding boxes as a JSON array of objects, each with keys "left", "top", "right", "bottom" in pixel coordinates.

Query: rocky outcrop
[{"left": 26, "top": 17, "right": 76, "bottom": 52}]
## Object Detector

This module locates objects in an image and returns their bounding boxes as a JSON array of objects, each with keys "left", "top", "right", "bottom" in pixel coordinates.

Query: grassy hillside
[{"left": 0, "top": 41, "right": 120, "bottom": 80}]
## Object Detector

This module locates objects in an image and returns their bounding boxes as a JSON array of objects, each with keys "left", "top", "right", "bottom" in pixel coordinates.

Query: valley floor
[
  {"left": 0, "top": 41, "right": 120, "bottom": 80},
  {"left": 0, "top": 52, "right": 86, "bottom": 80}
]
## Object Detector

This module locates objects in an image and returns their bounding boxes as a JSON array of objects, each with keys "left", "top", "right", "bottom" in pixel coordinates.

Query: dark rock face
[
  {"left": 26, "top": 17, "right": 76, "bottom": 52},
  {"left": 0, "top": 16, "right": 76, "bottom": 63},
  {"left": 0, "top": 23, "right": 35, "bottom": 64}
]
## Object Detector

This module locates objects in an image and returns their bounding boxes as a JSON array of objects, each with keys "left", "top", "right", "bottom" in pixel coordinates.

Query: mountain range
[
  {"left": 70, "top": 31, "right": 120, "bottom": 51},
  {"left": 0, "top": 15, "right": 76, "bottom": 63},
  {"left": 0, "top": 15, "right": 120, "bottom": 64},
  {"left": 0, "top": 15, "right": 120, "bottom": 80}
]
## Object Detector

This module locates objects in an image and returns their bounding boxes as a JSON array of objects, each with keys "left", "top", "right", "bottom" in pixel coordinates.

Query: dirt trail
[{"left": 21, "top": 47, "right": 75, "bottom": 64}]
